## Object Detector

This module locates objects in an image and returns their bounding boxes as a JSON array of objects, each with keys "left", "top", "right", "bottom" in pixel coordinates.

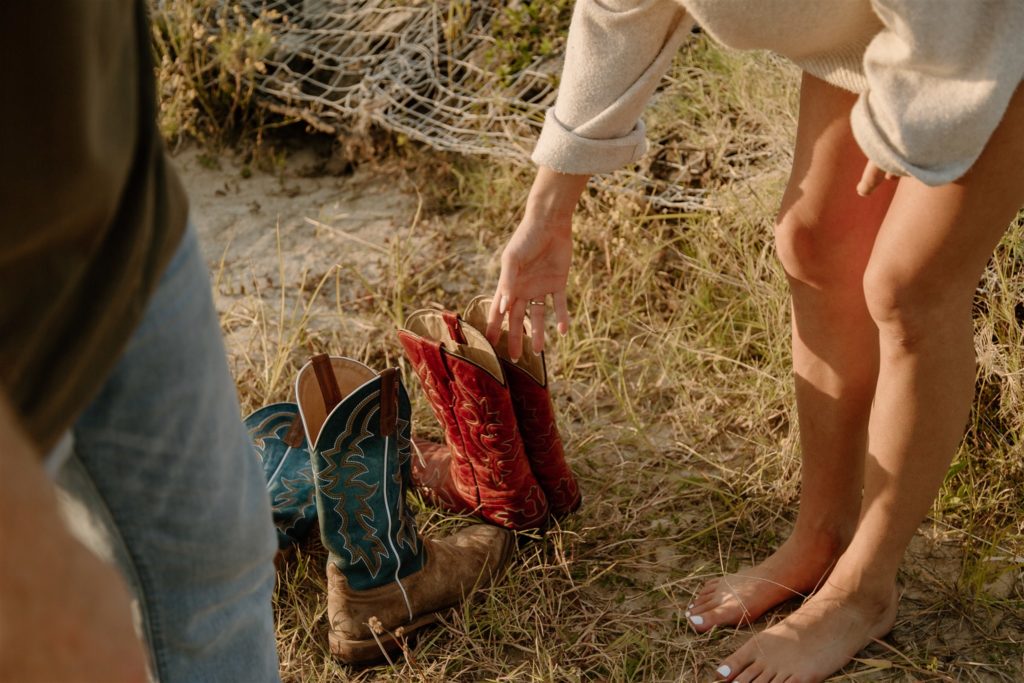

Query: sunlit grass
[{"left": 170, "top": 27, "right": 1024, "bottom": 683}]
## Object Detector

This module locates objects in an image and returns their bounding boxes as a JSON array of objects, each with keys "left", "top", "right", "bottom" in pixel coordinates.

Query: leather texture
[
  {"left": 399, "top": 310, "right": 549, "bottom": 530},
  {"left": 295, "top": 355, "right": 513, "bottom": 663},
  {"left": 411, "top": 437, "right": 475, "bottom": 515},
  {"left": 501, "top": 362, "right": 582, "bottom": 515},
  {"left": 326, "top": 524, "right": 512, "bottom": 661},
  {"left": 462, "top": 295, "right": 581, "bottom": 515},
  {"left": 297, "top": 357, "right": 425, "bottom": 591},
  {"left": 244, "top": 402, "right": 317, "bottom": 549},
  {"left": 397, "top": 333, "right": 483, "bottom": 510}
]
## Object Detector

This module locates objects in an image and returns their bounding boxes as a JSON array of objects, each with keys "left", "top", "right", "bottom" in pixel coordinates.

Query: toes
[
  {"left": 751, "top": 671, "right": 776, "bottom": 683},
  {"left": 686, "top": 599, "right": 730, "bottom": 631},
  {"left": 687, "top": 591, "right": 724, "bottom": 631},
  {"left": 690, "top": 580, "right": 719, "bottom": 608},
  {"left": 688, "top": 575, "right": 765, "bottom": 631},
  {"left": 698, "top": 578, "right": 721, "bottom": 597},
  {"left": 690, "top": 598, "right": 754, "bottom": 632},
  {"left": 734, "top": 663, "right": 765, "bottom": 683},
  {"left": 714, "top": 638, "right": 759, "bottom": 681},
  {"left": 693, "top": 590, "right": 720, "bottom": 610},
  {"left": 686, "top": 610, "right": 712, "bottom": 631},
  {"left": 690, "top": 594, "right": 722, "bottom": 616}
]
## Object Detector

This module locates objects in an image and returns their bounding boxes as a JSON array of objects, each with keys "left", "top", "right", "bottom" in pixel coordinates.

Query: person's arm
[
  {"left": 0, "top": 394, "right": 148, "bottom": 683},
  {"left": 853, "top": 0, "right": 1024, "bottom": 192},
  {"left": 490, "top": 0, "right": 693, "bottom": 357},
  {"left": 532, "top": 0, "right": 693, "bottom": 174}
]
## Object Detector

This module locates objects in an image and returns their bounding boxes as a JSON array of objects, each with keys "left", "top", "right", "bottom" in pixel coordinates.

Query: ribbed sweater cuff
[{"left": 531, "top": 108, "right": 648, "bottom": 175}]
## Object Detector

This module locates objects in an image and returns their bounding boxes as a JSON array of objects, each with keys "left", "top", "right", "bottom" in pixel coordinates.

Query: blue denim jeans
[{"left": 50, "top": 225, "right": 280, "bottom": 683}]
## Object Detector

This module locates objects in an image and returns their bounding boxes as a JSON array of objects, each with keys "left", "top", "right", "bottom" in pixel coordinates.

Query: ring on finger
[{"left": 528, "top": 297, "right": 546, "bottom": 306}]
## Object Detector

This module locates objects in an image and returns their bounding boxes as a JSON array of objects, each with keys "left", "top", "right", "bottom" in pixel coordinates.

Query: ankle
[
  {"left": 788, "top": 521, "right": 854, "bottom": 559},
  {"left": 822, "top": 575, "right": 899, "bottom": 617},
  {"left": 824, "top": 556, "right": 900, "bottom": 612}
]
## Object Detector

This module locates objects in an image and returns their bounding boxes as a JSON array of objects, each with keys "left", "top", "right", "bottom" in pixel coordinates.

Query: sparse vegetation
[
  {"left": 483, "top": 0, "right": 575, "bottom": 85},
  {"left": 154, "top": 3, "right": 1023, "bottom": 681},
  {"left": 152, "top": 0, "right": 284, "bottom": 146}
]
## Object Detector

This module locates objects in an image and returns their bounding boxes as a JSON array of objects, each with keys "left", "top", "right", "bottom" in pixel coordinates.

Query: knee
[
  {"left": 773, "top": 214, "right": 861, "bottom": 289},
  {"left": 862, "top": 260, "right": 960, "bottom": 351}
]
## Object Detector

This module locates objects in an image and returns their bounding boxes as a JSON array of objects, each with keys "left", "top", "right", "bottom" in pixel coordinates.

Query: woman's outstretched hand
[{"left": 486, "top": 166, "right": 590, "bottom": 361}]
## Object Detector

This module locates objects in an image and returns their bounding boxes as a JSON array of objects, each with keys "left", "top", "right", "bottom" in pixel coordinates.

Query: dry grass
[{"left": 165, "top": 24, "right": 1024, "bottom": 683}]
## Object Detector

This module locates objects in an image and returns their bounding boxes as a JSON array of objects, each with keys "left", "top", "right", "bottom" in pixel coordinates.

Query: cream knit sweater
[{"left": 532, "top": 0, "right": 1024, "bottom": 185}]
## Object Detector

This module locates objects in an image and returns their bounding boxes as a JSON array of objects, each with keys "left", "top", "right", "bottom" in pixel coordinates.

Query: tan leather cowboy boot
[{"left": 296, "top": 354, "right": 513, "bottom": 663}]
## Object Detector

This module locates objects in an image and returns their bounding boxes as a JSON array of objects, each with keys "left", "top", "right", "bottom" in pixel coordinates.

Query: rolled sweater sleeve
[
  {"left": 852, "top": 0, "right": 1024, "bottom": 186},
  {"left": 532, "top": 0, "right": 694, "bottom": 175}
]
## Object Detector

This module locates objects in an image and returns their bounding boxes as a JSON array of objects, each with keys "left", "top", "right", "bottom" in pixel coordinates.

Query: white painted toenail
[
  {"left": 684, "top": 610, "right": 691, "bottom": 617},
  {"left": 689, "top": 615, "right": 704, "bottom": 625},
  {"left": 716, "top": 664, "right": 731, "bottom": 678},
  {"left": 688, "top": 603, "right": 694, "bottom": 609}
]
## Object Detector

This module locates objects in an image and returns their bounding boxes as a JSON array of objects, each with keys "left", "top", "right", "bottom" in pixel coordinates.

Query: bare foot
[
  {"left": 686, "top": 531, "right": 845, "bottom": 632},
  {"left": 712, "top": 581, "right": 898, "bottom": 683}
]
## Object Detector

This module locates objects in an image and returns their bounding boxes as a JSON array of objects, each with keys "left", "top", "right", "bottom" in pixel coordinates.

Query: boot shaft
[
  {"left": 244, "top": 402, "right": 316, "bottom": 548},
  {"left": 297, "top": 355, "right": 424, "bottom": 591},
  {"left": 398, "top": 324, "right": 484, "bottom": 510},
  {"left": 462, "top": 297, "right": 582, "bottom": 514},
  {"left": 399, "top": 310, "right": 550, "bottom": 529}
]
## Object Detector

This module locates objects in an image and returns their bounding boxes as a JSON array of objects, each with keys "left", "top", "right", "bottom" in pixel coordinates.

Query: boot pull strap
[
  {"left": 311, "top": 353, "right": 343, "bottom": 415},
  {"left": 282, "top": 414, "right": 306, "bottom": 448},
  {"left": 379, "top": 367, "right": 399, "bottom": 437},
  {"left": 442, "top": 311, "right": 467, "bottom": 345}
]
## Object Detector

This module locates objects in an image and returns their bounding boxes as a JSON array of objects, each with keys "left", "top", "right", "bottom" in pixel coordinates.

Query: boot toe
[
  {"left": 445, "top": 524, "right": 515, "bottom": 578},
  {"left": 433, "top": 524, "right": 513, "bottom": 583}
]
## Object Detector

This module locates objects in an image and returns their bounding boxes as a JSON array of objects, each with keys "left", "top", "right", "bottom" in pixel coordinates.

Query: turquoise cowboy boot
[
  {"left": 296, "top": 354, "right": 513, "bottom": 663},
  {"left": 244, "top": 402, "right": 316, "bottom": 549}
]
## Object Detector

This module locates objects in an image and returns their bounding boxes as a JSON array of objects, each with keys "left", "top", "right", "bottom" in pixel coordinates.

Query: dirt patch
[{"left": 172, "top": 145, "right": 435, "bottom": 396}]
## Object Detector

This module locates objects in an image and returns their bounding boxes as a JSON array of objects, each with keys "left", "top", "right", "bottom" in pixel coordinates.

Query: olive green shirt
[{"left": 0, "top": 1, "right": 188, "bottom": 450}]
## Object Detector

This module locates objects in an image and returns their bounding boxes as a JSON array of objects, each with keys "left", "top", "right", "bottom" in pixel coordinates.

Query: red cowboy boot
[
  {"left": 398, "top": 309, "right": 549, "bottom": 530},
  {"left": 409, "top": 437, "right": 474, "bottom": 515},
  {"left": 461, "top": 296, "right": 582, "bottom": 516}
]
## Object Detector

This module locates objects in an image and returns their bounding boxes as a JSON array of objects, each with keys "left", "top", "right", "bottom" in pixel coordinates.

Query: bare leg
[
  {"left": 689, "top": 74, "right": 895, "bottom": 631},
  {"left": 715, "top": 85, "right": 1024, "bottom": 683}
]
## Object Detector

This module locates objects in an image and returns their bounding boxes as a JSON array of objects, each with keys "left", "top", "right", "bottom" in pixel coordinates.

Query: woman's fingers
[
  {"left": 488, "top": 288, "right": 569, "bottom": 358},
  {"left": 506, "top": 297, "right": 528, "bottom": 362},
  {"left": 856, "top": 161, "right": 885, "bottom": 196},
  {"left": 857, "top": 161, "right": 901, "bottom": 197},
  {"left": 529, "top": 298, "right": 547, "bottom": 354},
  {"left": 485, "top": 290, "right": 505, "bottom": 346},
  {"left": 553, "top": 290, "right": 570, "bottom": 336}
]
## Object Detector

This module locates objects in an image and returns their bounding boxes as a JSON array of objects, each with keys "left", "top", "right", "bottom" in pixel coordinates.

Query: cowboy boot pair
[
  {"left": 398, "top": 296, "right": 581, "bottom": 531},
  {"left": 295, "top": 354, "right": 512, "bottom": 663},
  {"left": 463, "top": 297, "right": 582, "bottom": 515}
]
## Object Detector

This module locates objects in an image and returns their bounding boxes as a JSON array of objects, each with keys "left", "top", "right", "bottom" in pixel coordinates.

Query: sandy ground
[
  {"left": 171, "top": 145, "right": 440, "bottom": 390},
  {"left": 175, "top": 145, "right": 413, "bottom": 308}
]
